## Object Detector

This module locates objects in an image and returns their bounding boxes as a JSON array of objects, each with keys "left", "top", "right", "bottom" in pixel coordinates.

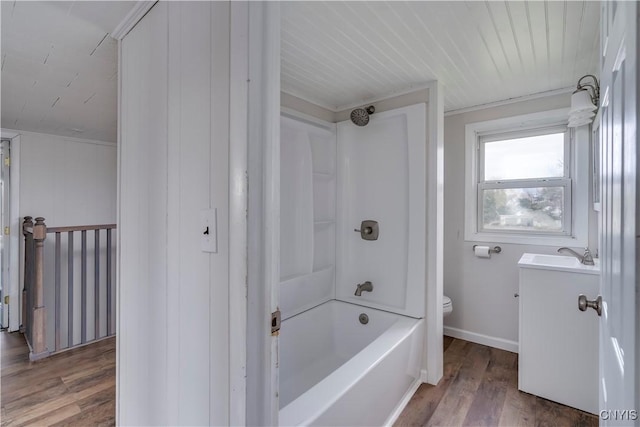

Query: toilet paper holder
[{"left": 472, "top": 245, "right": 502, "bottom": 254}]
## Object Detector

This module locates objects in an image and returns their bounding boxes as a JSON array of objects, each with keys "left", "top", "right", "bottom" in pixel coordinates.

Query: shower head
[{"left": 350, "top": 105, "right": 375, "bottom": 126}]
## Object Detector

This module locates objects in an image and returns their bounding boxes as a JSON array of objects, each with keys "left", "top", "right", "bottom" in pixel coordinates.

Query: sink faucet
[
  {"left": 355, "top": 281, "right": 373, "bottom": 296},
  {"left": 557, "top": 247, "right": 595, "bottom": 265}
]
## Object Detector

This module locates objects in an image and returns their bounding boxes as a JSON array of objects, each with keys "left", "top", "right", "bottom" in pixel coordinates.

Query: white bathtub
[{"left": 279, "top": 300, "right": 424, "bottom": 426}]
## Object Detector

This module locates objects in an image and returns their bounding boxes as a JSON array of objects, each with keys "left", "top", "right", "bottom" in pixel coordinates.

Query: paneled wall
[{"left": 119, "top": 2, "right": 230, "bottom": 425}]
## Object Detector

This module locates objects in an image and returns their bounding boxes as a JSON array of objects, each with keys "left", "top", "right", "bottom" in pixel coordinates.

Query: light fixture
[{"left": 568, "top": 74, "right": 600, "bottom": 127}]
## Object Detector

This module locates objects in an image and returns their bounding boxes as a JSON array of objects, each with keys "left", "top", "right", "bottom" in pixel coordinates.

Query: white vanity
[{"left": 518, "top": 253, "right": 600, "bottom": 414}]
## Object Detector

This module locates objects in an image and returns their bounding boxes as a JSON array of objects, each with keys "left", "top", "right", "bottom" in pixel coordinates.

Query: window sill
[{"left": 465, "top": 231, "right": 587, "bottom": 247}]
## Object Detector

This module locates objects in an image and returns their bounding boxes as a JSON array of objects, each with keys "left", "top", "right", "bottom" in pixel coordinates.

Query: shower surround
[{"left": 279, "top": 103, "right": 427, "bottom": 425}]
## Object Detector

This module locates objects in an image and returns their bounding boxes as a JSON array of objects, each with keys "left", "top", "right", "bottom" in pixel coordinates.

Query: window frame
[
  {"left": 477, "top": 126, "right": 572, "bottom": 236},
  {"left": 464, "top": 108, "right": 590, "bottom": 247}
]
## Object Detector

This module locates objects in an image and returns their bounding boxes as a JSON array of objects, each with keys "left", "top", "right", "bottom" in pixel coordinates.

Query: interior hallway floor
[
  {"left": 395, "top": 336, "right": 598, "bottom": 427},
  {"left": 1, "top": 332, "right": 115, "bottom": 426}
]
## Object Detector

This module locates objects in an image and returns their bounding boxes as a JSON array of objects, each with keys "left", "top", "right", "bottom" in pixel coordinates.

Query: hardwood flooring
[
  {"left": 1, "top": 332, "right": 598, "bottom": 427},
  {"left": 395, "top": 336, "right": 599, "bottom": 427},
  {"left": 1, "top": 332, "right": 115, "bottom": 427}
]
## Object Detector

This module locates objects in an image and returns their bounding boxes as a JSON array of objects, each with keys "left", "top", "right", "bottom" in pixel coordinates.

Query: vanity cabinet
[{"left": 518, "top": 253, "right": 599, "bottom": 414}]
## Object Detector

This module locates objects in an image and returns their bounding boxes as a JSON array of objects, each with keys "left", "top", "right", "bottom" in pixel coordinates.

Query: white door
[{"left": 599, "top": 0, "right": 638, "bottom": 424}]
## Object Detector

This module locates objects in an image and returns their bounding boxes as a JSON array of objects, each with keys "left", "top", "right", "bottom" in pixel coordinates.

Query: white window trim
[{"left": 464, "top": 108, "right": 590, "bottom": 246}]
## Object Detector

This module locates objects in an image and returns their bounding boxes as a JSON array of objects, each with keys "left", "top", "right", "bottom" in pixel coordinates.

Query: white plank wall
[
  {"left": 118, "top": 2, "right": 231, "bottom": 425},
  {"left": 280, "top": 1, "right": 600, "bottom": 112},
  {"left": 119, "top": 3, "right": 169, "bottom": 425}
]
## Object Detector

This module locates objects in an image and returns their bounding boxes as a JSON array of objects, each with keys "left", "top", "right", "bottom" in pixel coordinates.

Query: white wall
[
  {"left": 443, "top": 92, "right": 598, "bottom": 351},
  {"left": 18, "top": 130, "right": 116, "bottom": 225},
  {"left": 118, "top": 2, "right": 235, "bottom": 425}
]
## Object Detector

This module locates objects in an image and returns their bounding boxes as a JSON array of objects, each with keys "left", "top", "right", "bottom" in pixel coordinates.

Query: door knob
[{"left": 578, "top": 294, "right": 602, "bottom": 316}]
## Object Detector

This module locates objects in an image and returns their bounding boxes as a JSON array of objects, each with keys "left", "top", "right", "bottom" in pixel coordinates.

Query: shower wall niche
[{"left": 280, "top": 116, "right": 337, "bottom": 319}]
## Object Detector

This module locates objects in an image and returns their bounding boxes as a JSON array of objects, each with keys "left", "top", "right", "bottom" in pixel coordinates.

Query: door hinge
[
  {"left": 4, "top": 227, "right": 9, "bottom": 235},
  {"left": 271, "top": 309, "right": 281, "bottom": 335},
  {"left": 4, "top": 296, "right": 8, "bottom": 305},
  {"left": 4, "top": 157, "right": 9, "bottom": 167}
]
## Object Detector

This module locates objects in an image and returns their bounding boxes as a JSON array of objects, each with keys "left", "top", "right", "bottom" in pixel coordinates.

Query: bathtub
[{"left": 279, "top": 300, "right": 424, "bottom": 426}]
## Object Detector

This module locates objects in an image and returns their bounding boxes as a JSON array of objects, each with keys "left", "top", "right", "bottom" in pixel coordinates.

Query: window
[
  {"left": 465, "top": 108, "right": 589, "bottom": 246},
  {"left": 479, "top": 127, "right": 570, "bottom": 235}
]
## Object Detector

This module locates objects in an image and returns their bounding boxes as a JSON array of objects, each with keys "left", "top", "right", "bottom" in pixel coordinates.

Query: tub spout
[{"left": 355, "top": 281, "right": 373, "bottom": 296}]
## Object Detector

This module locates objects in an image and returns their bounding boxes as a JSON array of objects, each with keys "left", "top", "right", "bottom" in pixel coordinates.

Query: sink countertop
[{"left": 518, "top": 253, "right": 600, "bottom": 275}]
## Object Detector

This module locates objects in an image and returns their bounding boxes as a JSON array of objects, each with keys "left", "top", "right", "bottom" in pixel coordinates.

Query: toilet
[{"left": 443, "top": 295, "right": 453, "bottom": 317}]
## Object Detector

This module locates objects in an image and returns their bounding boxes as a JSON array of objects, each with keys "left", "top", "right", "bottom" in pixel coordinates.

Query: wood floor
[
  {"left": 1, "top": 332, "right": 597, "bottom": 427},
  {"left": 395, "top": 336, "right": 598, "bottom": 427},
  {"left": 1, "top": 332, "right": 115, "bottom": 427}
]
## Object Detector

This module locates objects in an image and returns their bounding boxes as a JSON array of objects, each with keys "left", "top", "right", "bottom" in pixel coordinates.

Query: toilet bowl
[{"left": 443, "top": 295, "right": 453, "bottom": 317}]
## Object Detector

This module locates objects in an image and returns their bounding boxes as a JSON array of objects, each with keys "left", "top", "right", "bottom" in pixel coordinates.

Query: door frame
[{"left": 0, "top": 130, "right": 21, "bottom": 333}]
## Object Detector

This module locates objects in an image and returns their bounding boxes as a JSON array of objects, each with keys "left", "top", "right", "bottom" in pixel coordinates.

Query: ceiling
[
  {"left": 1, "top": 1, "right": 600, "bottom": 140},
  {"left": 281, "top": 1, "right": 600, "bottom": 113},
  {"left": 1, "top": 1, "right": 135, "bottom": 142}
]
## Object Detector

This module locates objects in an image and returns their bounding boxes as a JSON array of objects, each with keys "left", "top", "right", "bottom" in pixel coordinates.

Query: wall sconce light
[{"left": 568, "top": 74, "right": 600, "bottom": 127}]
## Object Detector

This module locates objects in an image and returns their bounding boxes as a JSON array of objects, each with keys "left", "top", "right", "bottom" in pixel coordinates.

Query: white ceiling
[
  {"left": 1, "top": 1, "right": 600, "bottom": 140},
  {"left": 1, "top": 1, "right": 135, "bottom": 142},
  {"left": 281, "top": 1, "right": 600, "bottom": 113}
]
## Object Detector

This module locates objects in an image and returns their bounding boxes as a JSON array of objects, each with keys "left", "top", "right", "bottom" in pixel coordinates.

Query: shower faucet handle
[
  {"left": 354, "top": 226, "right": 373, "bottom": 235},
  {"left": 354, "top": 220, "right": 379, "bottom": 241}
]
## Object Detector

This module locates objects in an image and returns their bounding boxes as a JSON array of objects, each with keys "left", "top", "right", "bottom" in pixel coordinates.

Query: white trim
[
  {"left": 420, "top": 369, "right": 429, "bottom": 384},
  {"left": 444, "top": 326, "right": 519, "bottom": 353},
  {"left": 0, "top": 129, "right": 116, "bottom": 147},
  {"left": 463, "top": 108, "right": 590, "bottom": 247},
  {"left": 444, "top": 87, "right": 574, "bottom": 117},
  {"left": 282, "top": 86, "right": 574, "bottom": 117},
  {"left": 115, "top": 37, "right": 123, "bottom": 426},
  {"left": 280, "top": 89, "right": 341, "bottom": 113},
  {"left": 333, "top": 83, "right": 433, "bottom": 112},
  {"left": 280, "top": 107, "right": 335, "bottom": 132},
  {"left": 263, "top": 4, "right": 281, "bottom": 425},
  {"left": 383, "top": 377, "right": 422, "bottom": 427},
  {"left": 9, "top": 136, "right": 19, "bottom": 332},
  {"left": 282, "top": 82, "right": 433, "bottom": 114},
  {"left": 0, "top": 131, "right": 21, "bottom": 332},
  {"left": 111, "top": 1, "right": 157, "bottom": 41},
  {"left": 424, "top": 80, "right": 444, "bottom": 386},
  {"left": 229, "top": 3, "right": 250, "bottom": 426}
]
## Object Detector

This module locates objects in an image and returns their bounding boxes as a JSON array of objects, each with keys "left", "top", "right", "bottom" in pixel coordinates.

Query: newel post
[
  {"left": 30, "top": 217, "right": 49, "bottom": 361},
  {"left": 20, "top": 216, "right": 33, "bottom": 334}
]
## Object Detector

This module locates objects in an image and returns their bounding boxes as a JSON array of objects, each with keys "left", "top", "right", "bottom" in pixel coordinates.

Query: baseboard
[
  {"left": 420, "top": 369, "right": 428, "bottom": 383},
  {"left": 444, "top": 326, "right": 518, "bottom": 353},
  {"left": 29, "top": 349, "right": 51, "bottom": 361},
  {"left": 383, "top": 376, "right": 422, "bottom": 426}
]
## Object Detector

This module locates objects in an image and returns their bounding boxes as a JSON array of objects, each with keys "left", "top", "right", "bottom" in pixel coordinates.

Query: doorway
[{"left": 0, "top": 139, "right": 10, "bottom": 329}]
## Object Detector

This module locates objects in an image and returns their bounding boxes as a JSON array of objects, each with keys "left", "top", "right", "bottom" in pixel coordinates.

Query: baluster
[
  {"left": 81, "top": 230, "right": 87, "bottom": 344},
  {"left": 106, "top": 228, "right": 112, "bottom": 336},
  {"left": 67, "top": 231, "right": 74, "bottom": 348},
  {"left": 30, "top": 217, "right": 48, "bottom": 360},
  {"left": 94, "top": 229, "right": 100, "bottom": 340},
  {"left": 55, "top": 232, "right": 61, "bottom": 351}
]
